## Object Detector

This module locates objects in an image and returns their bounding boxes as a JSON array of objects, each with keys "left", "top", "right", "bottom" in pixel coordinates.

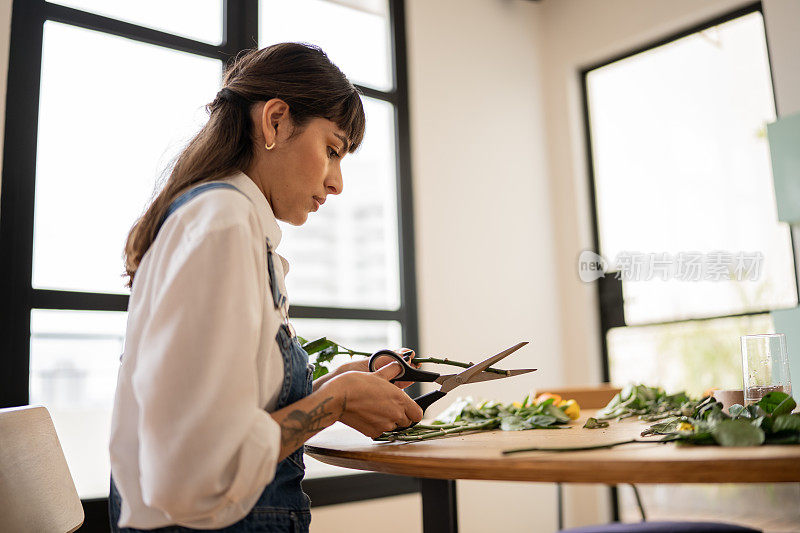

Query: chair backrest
[{"left": 0, "top": 405, "right": 84, "bottom": 533}]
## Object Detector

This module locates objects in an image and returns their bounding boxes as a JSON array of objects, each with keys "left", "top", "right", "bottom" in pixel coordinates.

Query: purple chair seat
[{"left": 559, "top": 522, "right": 761, "bottom": 533}]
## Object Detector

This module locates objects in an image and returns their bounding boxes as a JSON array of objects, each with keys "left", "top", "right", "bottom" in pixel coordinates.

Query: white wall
[
  {"left": 763, "top": 0, "right": 800, "bottom": 116},
  {"left": 406, "top": 0, "right": 559, "bottom": 423},
  {"left": 317, "top": 1, "right": 565, "bottom": 530},
  {"left": 406, "top": 1, "right": 564, "bottom": 531}
]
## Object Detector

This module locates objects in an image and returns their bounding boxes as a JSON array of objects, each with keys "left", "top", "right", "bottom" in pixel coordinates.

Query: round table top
[{"left": 305, "top": 410, "right": 800, "bottom": 484}]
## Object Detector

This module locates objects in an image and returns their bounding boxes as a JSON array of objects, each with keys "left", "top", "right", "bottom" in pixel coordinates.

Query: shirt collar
[{"left": 224, "top": 171, "right": 282, "bottom": 249}]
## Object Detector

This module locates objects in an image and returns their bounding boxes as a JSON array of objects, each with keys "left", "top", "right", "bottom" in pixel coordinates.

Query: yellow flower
[
  {"left": 561, "top": 399, "right": 580, "bottom": 420},
  {"left": 677, "top": 422, "right": 694, "bottom": 432},
  {"left": 512, "top": 401, "right": 522, "bottom": 408}
]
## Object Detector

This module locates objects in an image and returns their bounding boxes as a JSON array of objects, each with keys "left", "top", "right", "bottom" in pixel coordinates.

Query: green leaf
[
  {"left": 500, "top": 415, "right": 529, "bottom": 431},
  {"left": 756, "top": 391, "right": 795, "bottom": 415},
  {"left": 641, "top": 418, "right": 680, "bottom": 436},
  {"left": 747, "top": 415, "right": 774, "bottom": 433},
  {"left": 603, "top": 392, "right": 622, "bottom": 410},
  {"left": 543, "top": 403, "right": 571, "bottom": 423},
  {"left": 639, "top": 385, "right": 659, "bottom": 402},
  {"left": 765, "top": 432, "right": 800, "bottom": 444},
  {"left": 773, "top": 413, "right": 800, "bottom": 433},
  {"left": 481, "top": 404, "right": 500, "bottom": 417},
  {"left": 703, "top": 403, "right": 728, "bottom": 423},
  {"left": 527, "top": 414, "right": 558, "bottom": 427},
  {"left": 302, "top": 337, "right": 337, "bottom": 355},
  {"left": 297, "top": 336, "right": 308, "bottom": 345},
  {"left": 312, "top": 365, "right": 329, "bottom": 381},
  {"left": 711, "top": 419, "right": 765, "bottom": 447},
  {"left": 667, "top": 392, "right": 690, "bottom": 405},
  {"left": 728, "top": 404, "right": 747, "bottom": 418},
  {"left": 773, "top": 396, "right": 797, "bottom": 416},
  {"left": 583, "top": 417, "right": 609, "bottom": 429},
  {"left": 596, "top": 407, "right": 627, "bottom": 420},
  {"left": 677, "top": 431, "right": 716, "bottom": 446},
  {"left": 747, "top": 404, "right": 766, "bottom": 418},
  {"left": 695, "top": 397, "right": 722, "bottom": 420},
  {"left": 520, "top": 393, "right": 530, "bottom": 408},
  {"left": 314, "top": 346, "right": 337, "bottom": 365},
  {"left": 619, "top": 385, "right": 634, "bottom": 402}
]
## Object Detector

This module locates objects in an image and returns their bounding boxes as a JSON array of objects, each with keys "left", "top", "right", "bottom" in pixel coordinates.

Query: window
[
  {"left": 583, "top": 5, "right": 799, "bottom": 527},
  {"left": 584, "top": 7, "right": 795, "bottom": 393},
  {"left": 0, "top": 0, "right": 417, "bottom": 527}
]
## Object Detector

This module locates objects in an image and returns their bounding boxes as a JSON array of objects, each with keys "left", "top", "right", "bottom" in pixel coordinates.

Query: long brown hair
[{"left": 123, "top": 43, "right": 366, "bottom": 288}]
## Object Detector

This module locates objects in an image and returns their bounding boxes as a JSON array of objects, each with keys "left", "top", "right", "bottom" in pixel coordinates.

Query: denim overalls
[{"left": 109, "top": 182, "right": 313, "bottom": 533}]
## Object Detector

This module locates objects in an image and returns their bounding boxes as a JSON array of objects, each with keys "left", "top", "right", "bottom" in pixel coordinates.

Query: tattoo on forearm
[{"left": 279, "top": 396, "right": 335, "bottom": 449}]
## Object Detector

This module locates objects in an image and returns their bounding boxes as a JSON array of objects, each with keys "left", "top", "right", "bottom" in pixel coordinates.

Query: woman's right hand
[{"left": 322, "top": 363, "right": 424, "bottom": 438}]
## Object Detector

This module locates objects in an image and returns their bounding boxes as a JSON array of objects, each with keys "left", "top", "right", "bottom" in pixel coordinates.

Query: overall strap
[
  {"left": 265, "top": 237, "right": 287, "bottom": 310},
  {"left": 155, "top": 182, "right": 247, "bottom": 236},
  {"left": 153, "top": 181, "right": 291, "bottom": 327}
]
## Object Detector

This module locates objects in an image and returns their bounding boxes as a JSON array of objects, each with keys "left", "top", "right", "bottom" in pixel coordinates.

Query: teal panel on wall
[
  {"left": 768, "top": 112, "right": 800, "bottom": 223},
  {"left": 771, "top": 307, "right": 800, "bottom": 402}
]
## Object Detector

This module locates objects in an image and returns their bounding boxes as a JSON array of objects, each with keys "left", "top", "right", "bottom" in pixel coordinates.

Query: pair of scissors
[{"left": 368, "top": 342, "right": 535, "bottom": 430}]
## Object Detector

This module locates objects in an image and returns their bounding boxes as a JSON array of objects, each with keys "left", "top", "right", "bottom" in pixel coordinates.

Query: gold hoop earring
[{"left": 265, "top": 141, "right": 275, "bottom": 150}]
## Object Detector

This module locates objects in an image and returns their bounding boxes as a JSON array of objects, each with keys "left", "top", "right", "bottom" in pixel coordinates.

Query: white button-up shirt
[{"left": 110, "top": 171, "right": 290, "bottom": 529}]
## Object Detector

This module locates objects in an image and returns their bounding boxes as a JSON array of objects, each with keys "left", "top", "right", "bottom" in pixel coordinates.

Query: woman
[{"left": 109, "top": 43, "right": 423, "bottom": 533}]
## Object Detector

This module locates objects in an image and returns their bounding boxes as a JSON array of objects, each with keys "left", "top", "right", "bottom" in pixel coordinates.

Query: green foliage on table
[
  {"left": 596, "top": 384, "right": 698, "bottom": 422},
  {"left": 504, "top": 388, "right": 800, "bottom": 455},
  {"left": 641, "top": 391, "right": 799, "bottom": 447},
  {"left": 375, "top": 395, "right": 575, "bottom": 442}
]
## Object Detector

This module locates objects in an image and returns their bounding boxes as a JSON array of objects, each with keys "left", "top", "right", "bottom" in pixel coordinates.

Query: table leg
[
  {"left": 556, "top": 482, "right": 564, "bottom": 530},
  {"left": 420, "top": 478, "right": 458, "bottom": 533}
]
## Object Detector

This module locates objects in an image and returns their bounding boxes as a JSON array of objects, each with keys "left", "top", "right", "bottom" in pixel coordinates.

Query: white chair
[{"left": 0, "top": 405, "right": 84, "bottom": 533}]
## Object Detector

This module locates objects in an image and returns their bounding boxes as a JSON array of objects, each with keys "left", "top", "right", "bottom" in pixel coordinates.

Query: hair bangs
[{"left": 332, "top": 89, "right": 365, "bottom": 153}]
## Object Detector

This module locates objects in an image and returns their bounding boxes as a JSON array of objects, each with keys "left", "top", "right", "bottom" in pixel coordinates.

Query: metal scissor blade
[
  {"left": 439, "top": 341, "right": 529, "bottom": 393},
  {"left": 434, "top": 368, "right": 537, "bottom": 384}
]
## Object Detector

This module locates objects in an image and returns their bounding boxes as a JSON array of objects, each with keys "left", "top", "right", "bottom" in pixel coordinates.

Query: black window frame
[
  {"left": 580, "top": 1, "right": 795, "bottom": 520},
  {"left": 0, "top": 0, "right": 420, "bottom": 530}
]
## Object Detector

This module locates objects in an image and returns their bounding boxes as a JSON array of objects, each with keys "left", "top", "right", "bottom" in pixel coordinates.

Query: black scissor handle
[
  {"left": 391, "top": 390, "right": 449, "bottom": 432},
  {"left": 368, "top": 349, "right": 440, "bottom": 383}
]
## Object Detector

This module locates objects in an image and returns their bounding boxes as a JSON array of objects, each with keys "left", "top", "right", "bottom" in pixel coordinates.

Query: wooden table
[{"left": 306, "top": 410, "right": 800, "bottom": 532}]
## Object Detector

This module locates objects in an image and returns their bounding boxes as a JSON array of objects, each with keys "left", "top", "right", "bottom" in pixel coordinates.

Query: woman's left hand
[{"left": 338, "top": 348, "right": 419, "bottom": 389}]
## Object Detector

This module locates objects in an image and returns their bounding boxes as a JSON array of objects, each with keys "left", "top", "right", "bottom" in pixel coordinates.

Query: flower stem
[
  {"left": 375, "top": 419, "right": 500, "bottom": 441},
  {"left": 330, "top": 348, "right": 371, "bottom": 357},
  {"left": 412, "top": 357, "right": 509, "bottom": 375},
  {"left": 415, "top": 423, "right": 460, "bottom": 430},
  {"left": 501, "top": 439, "right": 652, "bottom": 454}
]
